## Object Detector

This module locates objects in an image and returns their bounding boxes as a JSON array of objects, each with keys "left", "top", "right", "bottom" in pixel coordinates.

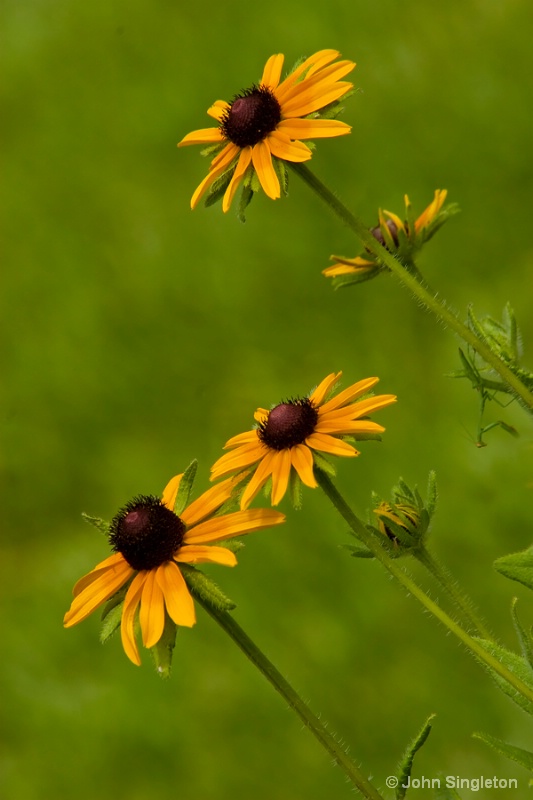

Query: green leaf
[
  {"left": 150, "top": 615, "right": 178, "bottom": 678},
  {"left": 494, "top": 546, "right": 533, "bottom": 591},
  {"left": 173, "top": 460, "right": 198, "bottom": 516},
  {"left": 395, "top": 714, "right": 435, "bottom": 799},
  {"left": 100, "top": 584, "right": 129, "bottom": 643},
  {"left": 181, "top": 564, "right": 236, "bottom": 613},
  {"left": 289, "top": 468, "right": 302, "bottom": 510},
  {"left": 237, "top": 184, "right": 254, "bottom": 223},
  {"left": 510, "top": 598, "right": 533, "bottom": 670},
  {"left": 474, "top": 638, "right": 533, "bottom": 715},
  {"left": 473, "top": 731, "right": 533, "bottom": 772},
  {"left": 82, "top": 513, "right": 110, "bottom": 536},
  {"left": 344, "top": 542, "right": 373, "bottom": 559}
]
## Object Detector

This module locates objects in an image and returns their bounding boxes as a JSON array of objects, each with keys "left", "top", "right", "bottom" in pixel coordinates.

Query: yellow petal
[
  {"left": 321, "top": 394, "right": 397, "bottom": 421},
  {"left": 210, "top": 442, "right": 264, "bottom": 480},
  {"left": 415, "top": 189, "right": 447, "bottom": 233},
  {"left": 190, "top": 147, "right": 238, "bottom": 210},
  {"left": 240, "top": 451, "right": 278, "bottom": 510},
  {"left": 161, "top": 474, "right": 183, "bottom": 511},
  {"left": 176, "top": 544, "right": 237, "bottom": 567},
  {"left": 278, "top": 118, "right": 352, "bottom": 139},
  {"left": 207, "top": 100, "right": 229, "bottom": 121},
  {"left": 223, "top": 430, "right": 260, "bottom": 448},
  {"left": 251, "top": 140, "right": 280, "bottom": 200},
  {"left": 254, "top": 408, "right": 269, "bottom": 423},
  {"left": 139, "top": 569, "right": 165, "bottom": 648},
  {"left": 318, "top": 377, "right": 380, "bottom": 414},
  {"left": 308, "top": 372, "right": 342, "bottom": 406},
  {"left": 290, "top": 444, "right": 317, "bottom": 488},
  {"left": 72, "top": 552, "right": 126, "bottom": 597},
  {"left": 222, "top": 147, "right": 253, "bottom": 212},
  {"left": 120, "top": 573, "right": 146, "bottom": 666},
  {"left": 270, "top": 448, "right": 292, "bottom": 505},
  {"left": 281, "top": 81, "right": 353, "bottom": 118},
  {"left": 275, "top": 50, "right": 341, "bottom": 102},
  {"left": 261, "top": 53, "right": 284, "bottom": 89},
  {"left": 315, "top": 418, "right": 385, "bottom": 435},
  {"left": 156, "top": 560, "right": 196, "bottom": 627},
  {"left": 267, "top": 130, "right": 313, "bottom": 162},
  {"left": 181, "top": 475, "right": 238, "bottom": 527},
  {"left": 178, "top": 127, "right": 225, "bottom": 147},
  {"left": 306, "top": 432, "right": 359, "bottom": 457},
  {"left": 184, "top": 508, "right": 285, "bottom": 543},
  {"left": 64, "top": 559, "right": 133, "bottom": 627}
]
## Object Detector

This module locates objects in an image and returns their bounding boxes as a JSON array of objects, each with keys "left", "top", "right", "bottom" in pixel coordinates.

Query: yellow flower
[
  {"left": 374, "top": 501, "right": 420, "bottom": 544},
  {"left": 178, "top": 49, "right": 355, "bottom": 212},
  {"left": 323, "top": 190, "right": 449, "bottom": 279},
  {"left": 211, "top": 372, "right": 396, "bottom": 510},
  {"left": 64, "top": 474, "right": 285, "bottom": 665}
]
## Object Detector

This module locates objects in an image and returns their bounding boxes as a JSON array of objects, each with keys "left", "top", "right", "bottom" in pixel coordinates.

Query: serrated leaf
[
  {"left": 395, "top": 714, "right": 436, "bottom": 800},
  {"left": 82, "top": 513, "right": 110, "bottom": 536},
  {"left": 474, "top": 638, "right": 533, "bottom": 715},
  {"left": 473, "top": 731, "right": 533, "bottom": 772},
  {"left": 174, "top": 460, "right": 198, "bottom": 516},
  {"left": 494, "top": 546, "right": 533, "bottom": 591},
  {"left": 151, "top": 615, "right": 178, "bottom": 678}
]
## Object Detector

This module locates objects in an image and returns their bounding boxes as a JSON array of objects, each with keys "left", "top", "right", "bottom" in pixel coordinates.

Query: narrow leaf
[
  {"left": 494, "top": 546, "right": 533, "bottom": 591},
  {"left": 473, "top": 731, "right": 533, "bottom": 772},
  {"left": 395, "top": 713, "right": 435, "bottom": 800},
  {"left": 174, "top": 460, "right": 198, "bottom": 516}
]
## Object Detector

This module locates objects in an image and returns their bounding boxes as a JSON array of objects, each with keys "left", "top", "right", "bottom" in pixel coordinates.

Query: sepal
[
  {"left": 494, "top": 546, "right": 533, "bottom": 592},
  {"left": 180, "top": 563, "right": 236, "bottom": 613},
  {"left": 174, "top": 459, "right": 198, "bottom": 515},
  {"left": 150, "top": 614, "right": 178, "bottom": 678},
  {"left": 82, "top": 513, "right": 110, "bottom": 536}
]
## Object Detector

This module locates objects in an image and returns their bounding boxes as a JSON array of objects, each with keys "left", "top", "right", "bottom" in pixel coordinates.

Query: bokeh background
[{"left": 3, "top": 0, "right": 533, "bottom": 798}]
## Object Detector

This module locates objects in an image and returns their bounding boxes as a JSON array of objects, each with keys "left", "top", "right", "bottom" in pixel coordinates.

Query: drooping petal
[
  {"left": 318, "top": 377, "right": 380, "bottom": 414},
  {"left": 72, "top": 552, "right": 127, "bottom": 597},
  {"left": 156, "top": 560, "right": 196, "bottom": 627},
  {"left": 251, "top": 140, "right": 280, "bottom": 200},
  {"left": 64, "top": 559, "right": 133, "bottom": 627},
  {"left": 308, "top": 372, "right": 342, "bottom": 406},
  {"left": 240, "top": 450, "right": 279, "bottom": 510},
  {"left": 161, "top": 474, "right": 183, "bottom": 511},
  {"left": 260, "top": 53, "right": 284, "bottom": 89},
  {"left": 278, "top": 118, "right": 352, "bottom": 140},
  {"left": 139, "top": 569, "right": 165, "bottom": 649},
  {"left": 222, "top": 147, "right": 253, "bottom": 212},
  {"left": 290, "top": 444, "right": 317, "bottom": 488},
  {"left": 190, "top": 143, "right": 239, "bottom": 210},
  {"left": 322, "top": 257, "right": 375, "bottom": 278},
  {"left": 178, "top": 127, "right": 225, "bottom": 147},
  {"left": 120, "top": 572, "right": 146, "bottom": 666},
  {"left": 176, "top": 544, "right": 237, "bottom": 567},
  {"left": 184, "top": 508, "right": 285, "bottom": 543},
  {"left": 181, "top": 475, "right": 238, "bottom": 527},
  {"left": 306, "top": 432, "right": 359, "bottom": 457},
  {"left": 270, "top": 448, "right": 292, "bottom": 505},
  {"left": 267, "top": 130, "right": 313, "bottom": 162}
]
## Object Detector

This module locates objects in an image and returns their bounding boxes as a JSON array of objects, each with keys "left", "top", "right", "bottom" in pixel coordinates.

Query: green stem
[
  {"left": 415, "top": 546, "right": 493, "bottom": 641},
  {"left": 316, "top": 469, "right": 533, "bottom": 705},
  {"left": 290, "top": 162, "right": 533, "bottom": 413},
  {"left": 197, "top": 596, "right": 385, "bottom": 800}
]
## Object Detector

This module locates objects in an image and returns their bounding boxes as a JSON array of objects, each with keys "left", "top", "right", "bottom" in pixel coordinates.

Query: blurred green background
[{"left": 3, "top": 0, "right": 533, "bottom": 798}]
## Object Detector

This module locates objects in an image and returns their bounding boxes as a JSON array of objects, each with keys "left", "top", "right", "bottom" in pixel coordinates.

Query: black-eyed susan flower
[
  {"left": 211, "top": 372, "right": 396, "bottom": 510},
  {"left": 178, "top": 49, "right": 355, "bottom": 213},
  {"left": 324, "top": 190, "right": 456, "bottom": 283},
  {"left": 64, "top": 472, "right": 284, "bottom": 665}
]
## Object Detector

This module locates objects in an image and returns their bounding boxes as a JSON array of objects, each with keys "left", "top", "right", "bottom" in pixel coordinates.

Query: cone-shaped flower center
[
  {"left": 258, "top": 398, "right": 319, "bottom": 450},
  {"left": 109, "top": 496, "right": 186, "bottom": 571},
  {"left": 371, "top": 219, "right": 399, "bottom": 248},
  {"left": 221, "top": 86, "right": 282, "bottom": 148}
]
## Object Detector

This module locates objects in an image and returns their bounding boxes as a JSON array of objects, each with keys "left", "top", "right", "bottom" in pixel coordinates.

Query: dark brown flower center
[
  {"left": 258, "top": 398, "right": 319, "bottom": 450},
  {"left": 371, "top": 218, "right": 400, "bottom": 248},
  {"left": 220, "top": 85, "right": 282, "bottom": 148},
  {"left": 109, "top": 496, "right": 186, "bottom": 571}
]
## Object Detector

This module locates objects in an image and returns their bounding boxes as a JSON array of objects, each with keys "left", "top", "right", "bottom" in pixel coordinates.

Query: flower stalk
[
  {"left": 197, "top": 594, "right": 385, "bottom": 800},
  {"left": 316, "top": 468, "right": 533, "bottom": 706},
  {"left": 289, "top": 162, "right": 533, "bottom": 413}
]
